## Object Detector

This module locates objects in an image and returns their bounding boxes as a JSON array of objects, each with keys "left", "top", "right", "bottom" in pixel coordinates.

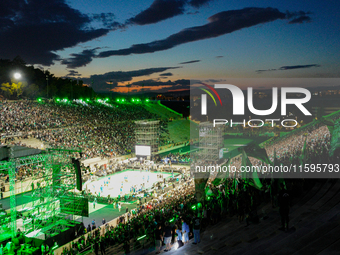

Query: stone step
[
  {"left": 273, "top": 219, "right": 339, "bottom": 254},
  {"left": 294, "top": 180, "right": 324, "bottom": 207},
  {"left": 232, "top": 187, "right": 340, "bottom": 255},
  {"left": 258, "top": 204, "right": 340, "bottom": 255},
  {"left": 290, "top": 224, "right": 340, "bottom": 255},
  {"left": 221, "top": 182, "right": 330, "bottom": 254},
  {"left": 317, "top": 239, "right": 340, "bottom": 255}
]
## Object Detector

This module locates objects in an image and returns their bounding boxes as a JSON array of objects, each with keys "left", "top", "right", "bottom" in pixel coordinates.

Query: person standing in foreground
[
  {"left": 94, "top": 240, "right": 99, "bottom": 255},
  {"left": 155, "top": 224, "right": 163, "bottom": 254},
  {"left": 99, "top": 238, "right": 106, "bottom": 255},
  {"left": 192, "top": 213, "right": 201, "bottom": 244},
  {"left": 278, "top": 183, "right": 290, "bottom": 231},
  {"left": 181, "top": 219, "right": 190, "bottom": 245},
  {"left": 163, "top": 222, "right": 172, "bottom": 252},
  {"left": 175, "top": 224, "right": 183, "bottom": 248}
]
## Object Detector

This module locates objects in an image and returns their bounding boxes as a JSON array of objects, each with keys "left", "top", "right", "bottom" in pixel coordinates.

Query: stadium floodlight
[{"left": 14, "top": 72, "right": 21, "bottom": 79}]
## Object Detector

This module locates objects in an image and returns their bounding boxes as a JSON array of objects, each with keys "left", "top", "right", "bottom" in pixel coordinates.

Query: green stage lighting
[
  {"left": 132, "top": 98, "right": 135, "bottom": 102},
  {"left": 116, "top": 98, "right": 120, "bottom": 102},
  {"left": 37, "top": 98, "right": 42, "bottom": 102},
  {"left": 145, "top": 99, "right": 150, "bottom": 102},
  {"left": 137, "top": 235, "right": 147, "bottom": 241},
  {"left": 105, "top": 98, "right": 109, "bottom": 101},
  {"left": 137, "top": 98, "right": 140, "bottom": 102},
  {"left": 64, "top": 98, "right": 68, "bottom": 102},
  {"left": 56, "top": 98, "right": 60, "bottom": 102},
  {"left": 122, "top": 99, "right": 125, "bottom": 102},
  {"left": 191, "top": 205, "right": 197, "bottom": 210},
  {"left": 169, "top": 217, "right": 175, "bottom": 223},
  {"left": 86, "top": 98, "right": 90, "bottom": 102}
]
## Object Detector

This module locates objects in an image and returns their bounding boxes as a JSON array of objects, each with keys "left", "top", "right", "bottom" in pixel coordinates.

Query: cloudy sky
[{"left": 1, "top": 0, "right": 339, "bottom": 93}]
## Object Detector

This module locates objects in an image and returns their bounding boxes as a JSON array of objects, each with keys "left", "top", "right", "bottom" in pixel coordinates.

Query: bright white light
[
  {"left": 14, "top": 73, "right": 21, "bottom": 79},
  {"left": 135, "top": 145, "right": 151, "bottom": 156}
]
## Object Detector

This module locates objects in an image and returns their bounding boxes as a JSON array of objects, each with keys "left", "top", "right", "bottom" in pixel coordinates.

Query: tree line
[{"left": 0, "top": 56, "right": 95, "bottom": 100}]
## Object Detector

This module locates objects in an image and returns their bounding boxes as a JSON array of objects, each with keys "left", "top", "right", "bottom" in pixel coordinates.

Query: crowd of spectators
[
  {"left": 227, "top": 122, "right": 335, "bottom": 177},
  {"left": 61, "top": 177, "right": 196, "bottom": 255},
  {"left": 60, "top": 169, "right": 306, "bottom": 255},
  {"left": 1, "top": 99, "right": 340, "bottom": 254},
  {"left": 0, "top": 100, "right": 165, "bottom": 158},
  {"left": 156, "top": 152, "right": 191, "bottom": 164},
  {"left": 0, "top": 100, "right": 157, "bottom": 135}
]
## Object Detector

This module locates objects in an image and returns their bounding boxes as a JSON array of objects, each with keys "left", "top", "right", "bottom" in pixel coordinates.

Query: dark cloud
[
  {"left": 61, "top": 48, "right": 99, "bottom": 68},
  {"left": 159, "top": 72, "right": 173, "bottom": 76},
  {"left": 98, "top": 8, "right": 287, "bottom": 58},
  {"left": 285, "top": 11, "right": 312, "bottom": 19},
  {"left": 255, "top": 69, "right": 277, "bottom": 73},
  {"left": 89, "top": 13, "right": 121, "bottom": 28},
  {"left": 65, "top": 70, "right": 82, "bottom": 77},
  {"left": 127, "top": 0, "right": 186, "bottom": 25},
  {"left": 279, "top": 64, "right": 320, "bottom": 70},
  {"left": 285, "top": 11, "right": 312, "bottom": 24},
  {"left": 289, "top": 15, "right": 311, "bottom": 24},
  {"left": 131, "top": 78, "right": 189, "bottom": 87},
  {"left": 187, "top": 11, "right": 199, "bottom": 15},
  {"left": 202, "top": 79, "right": 225, "bottom": 83},
  {"left": 82, "top": 66, "right": 181, "bottom": 92},
  {"left": 174, "top": 79, "right": 190, "bottom": 86},
  {"left": 189, "top": 0, "right": 214, "bottom": 8},
  {"left": 0, "top": 0, "right": 119, "bottom": 66},
  {"left": 130, "top": 79, "right": 174, "bottom": 86},
  {"left": 179, "top": 60, "right": 201, "bottom": 64},
  {"left": 256, "top": 64, "right": 320, "bottom": 73}
]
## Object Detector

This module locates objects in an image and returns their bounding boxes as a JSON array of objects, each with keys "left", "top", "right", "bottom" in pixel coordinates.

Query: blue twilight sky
[{"left": 1, "top": 0, "right": 339, "bottom": 93}]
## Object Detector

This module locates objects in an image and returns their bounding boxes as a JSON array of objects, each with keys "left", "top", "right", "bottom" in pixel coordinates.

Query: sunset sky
[{"left": 1, "top": 0, "right": 339, "bottom": 93}]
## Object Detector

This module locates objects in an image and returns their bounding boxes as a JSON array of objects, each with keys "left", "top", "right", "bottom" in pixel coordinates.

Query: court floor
[{"left": 83, "top": 169, "right": 172, "bottom": 198}]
